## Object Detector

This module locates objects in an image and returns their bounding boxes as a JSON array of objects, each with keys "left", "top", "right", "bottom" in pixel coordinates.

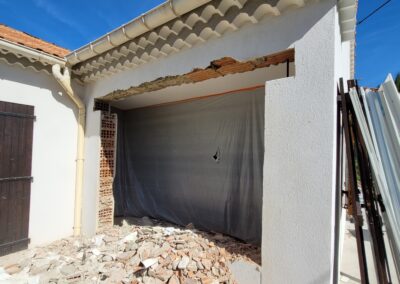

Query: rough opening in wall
[
  {"left": 112, "top": 85, "right": 264, "bottom": 275},
  {"left": 93, "top": 48, "right": 296, "bottom": 279}
]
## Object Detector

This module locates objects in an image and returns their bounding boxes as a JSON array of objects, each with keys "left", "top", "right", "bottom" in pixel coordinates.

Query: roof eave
[
  {"left": 65, "top": 0, "right": 212, "bottom": 65},
  {"left": 0, "top": 38, "right": 67, "bottom": 66}
]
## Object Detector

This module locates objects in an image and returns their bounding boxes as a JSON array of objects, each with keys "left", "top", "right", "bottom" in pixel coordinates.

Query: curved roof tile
[{"left": 0, "top": 23, "right": 69, "bottom": 58}]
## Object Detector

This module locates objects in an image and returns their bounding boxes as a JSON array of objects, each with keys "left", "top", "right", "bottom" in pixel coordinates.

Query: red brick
[
  {"left": 217, "top": 61, "right": 255, "bottom": 75},
  {"left": 185, "top": 69, "right": 222, "bottom": 82}
]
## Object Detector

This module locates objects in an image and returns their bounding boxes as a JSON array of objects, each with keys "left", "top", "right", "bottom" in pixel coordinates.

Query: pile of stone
[{"left": 0, "top": 218, "right": 260, "bottom": 284}]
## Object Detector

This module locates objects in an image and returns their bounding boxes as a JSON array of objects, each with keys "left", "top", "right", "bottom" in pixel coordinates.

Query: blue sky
[
  {"left": 356, "top": 0, "right": 400, "bottom": 86},
  {"left": 0, "top": 0, "right": 399, "bottom": 87}
]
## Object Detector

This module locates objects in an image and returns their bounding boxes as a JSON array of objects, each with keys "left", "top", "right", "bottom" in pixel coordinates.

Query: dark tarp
[{"left": 113, "top": 87, "right": 264, "bottom": 244}]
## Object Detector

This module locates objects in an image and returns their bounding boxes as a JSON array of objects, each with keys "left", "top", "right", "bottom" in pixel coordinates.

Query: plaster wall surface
[
  {"left": 81, "top": 93, "right": 101, "bottom": 237},
  {"left": 0, "top": 63, "right": 77, "bottom": 245},
  {"left": 262, "top": 0, "right": 349, "bottom": 283},
  {"left": 333, "top": 7, "right": 352, "bottom": 283}
]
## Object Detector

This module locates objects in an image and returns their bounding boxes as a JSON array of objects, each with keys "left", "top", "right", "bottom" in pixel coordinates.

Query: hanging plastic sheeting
[
  {"left": 349, "top": 74, "right": 400, "bottom": 276},
  {"left": 113, "top": 88, "right": 264, "bottom": 244}
]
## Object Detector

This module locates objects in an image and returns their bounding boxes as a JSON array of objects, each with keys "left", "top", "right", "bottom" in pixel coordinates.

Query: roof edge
[
  {"left": 0, "top": 38, "right": 66, "bottom": 66},
  {"left": 338, "top": 0, "right": 357, "bottom": 42},
  {"left": 66, "top": 0, "right": 212, "bottom": 65}
]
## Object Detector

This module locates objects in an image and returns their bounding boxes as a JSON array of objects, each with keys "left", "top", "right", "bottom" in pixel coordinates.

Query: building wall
[
  {"left": 0, "top": 63, "right": 77, "bottom": 246},
  {"left": 262, "top": 1, "right": 352, "bottom": 283},
  {"left": 333, "top": 6, "right": 352, "bottom": 283},
  {"left": 81, "top": 0, "right": 352, "bottom": 283}
]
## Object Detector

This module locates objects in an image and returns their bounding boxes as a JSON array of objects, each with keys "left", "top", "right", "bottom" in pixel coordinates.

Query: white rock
[
  {"left": 60, "top": 264, "right": 76, "bottom": 276},
  {"left": 141, "top": 258, "right": 159, "bottom": 268},
  {"left": 93, "top": 234, "right": 105, "bottom": 246},
  {"left": 0, "top": 267, "right": 11, "bottom": 281},
  {"left": 178, "top": 256, "right": 190, "bottom": 270},
  {"left": 91, "top": 248, "right": 101, "bottom": 256},
  {"left": 28, "top": 275, "right": 40, "bottom": 284},
  {"left": 163, "top": 227, "right": 176, "bottom": 236},
  {"left": 121, "top": 232, "right": 138, "bottom": 243},
  {"left": 102, "top": 255, "right": 113, "bottom": 262}
]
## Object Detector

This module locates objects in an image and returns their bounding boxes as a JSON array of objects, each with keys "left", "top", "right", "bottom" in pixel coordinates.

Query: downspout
[{"left": 52, "top": 64, "right": 85, "bottom": 236}]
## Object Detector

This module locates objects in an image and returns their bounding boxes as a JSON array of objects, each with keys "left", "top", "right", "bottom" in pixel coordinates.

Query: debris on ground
[{"left": 0, "top": 217, "right": 260, "bottom": 283}]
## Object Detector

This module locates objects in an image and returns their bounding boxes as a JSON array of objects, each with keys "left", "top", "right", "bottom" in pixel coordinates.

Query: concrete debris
[
  {"left": 142, "top": 258, "right": 158, "bottom": 268},
  {"left": 178, "top": 256, "right": 190, "bottom": 270},
  {"left": 0, "top": 217, "right": 260, "bottom": 283}
]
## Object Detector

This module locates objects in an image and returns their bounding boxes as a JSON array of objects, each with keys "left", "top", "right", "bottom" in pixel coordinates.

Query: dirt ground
[{"left": 0, "top": 217, "right": 260, "bottom": 284}]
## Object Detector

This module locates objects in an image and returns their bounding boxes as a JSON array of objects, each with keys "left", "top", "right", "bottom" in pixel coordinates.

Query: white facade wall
[
  {"left": 262, "top": 1, "right": 352, "bottom": 284},
  {"left": 81, "top": 0, "right": 352, "bottom": 283},
  {"left": 81, "top": 97, "right": 101, "bottom": 236},
  {"left": 0, "top": 63, "right": 77, "bottom": 246}
]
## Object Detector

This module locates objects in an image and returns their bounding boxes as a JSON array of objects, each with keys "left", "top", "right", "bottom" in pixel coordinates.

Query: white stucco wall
[
  {"left": 81, "top": 96, "right": 101, "bottom": 237},
  {"left": 333, "top": 6, "right": 352, "bottom": 283},
  {"left": 81, "top": 0, "right": 352, "bottom": 283},
  {"left": 0, "top": 63, "right": 77, "bottom": 246},
  {"left": 262, "top": 0, "right": 352, "bottom": 283}
]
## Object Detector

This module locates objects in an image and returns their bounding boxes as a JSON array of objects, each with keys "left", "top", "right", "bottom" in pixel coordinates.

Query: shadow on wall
[{"left": 0, "top": 61, "right": 79, "bottom": 120}]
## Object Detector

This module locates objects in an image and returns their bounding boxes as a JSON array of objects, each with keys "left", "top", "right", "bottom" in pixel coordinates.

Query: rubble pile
[{"left": 0, "top": 218, "right": 260, "bottom": 284}]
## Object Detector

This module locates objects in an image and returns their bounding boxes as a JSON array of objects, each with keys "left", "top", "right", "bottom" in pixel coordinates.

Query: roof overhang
[
  {"left": 338, "top": 0, "right": 357, "bottom": 42},
  {"left": 67, "top": 0, "right": 312, "bottom": 83},
  {"left": 65, "top": 0, "right": 212, "bottom": 65},
  {"left": 68, "top": 0, "right": 357, "bottom": 83},
  {"left": 97, "top": 48, "right": 294, "bottom": 109},
  {"left": 0, "top": 38, "right": 66, "bottom": 75},
  {"left": 338, "top": 0, "right": 357, "bottom": 77}
]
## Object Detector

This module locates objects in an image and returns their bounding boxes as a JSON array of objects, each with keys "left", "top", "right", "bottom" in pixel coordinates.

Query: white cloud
[{"left": 32, "top": 0, "right": 89, "bottom": 38}]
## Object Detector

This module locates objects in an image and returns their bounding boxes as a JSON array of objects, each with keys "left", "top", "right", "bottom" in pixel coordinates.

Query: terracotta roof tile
[{"left": 0, "top": 24, "right": 69, "bottom": 58}]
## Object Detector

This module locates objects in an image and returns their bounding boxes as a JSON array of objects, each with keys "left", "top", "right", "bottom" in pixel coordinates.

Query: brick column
[{"left": 97, "top": 111, "right": 117, "bottom": 230}]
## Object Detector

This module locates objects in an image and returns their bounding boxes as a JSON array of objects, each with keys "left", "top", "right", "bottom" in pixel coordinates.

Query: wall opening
[
  {"left": 92, "top": 49, "right": 296, "bottom": 268},
  {"left": 112, "top": 86, "right": 265, "bottom": 245}
]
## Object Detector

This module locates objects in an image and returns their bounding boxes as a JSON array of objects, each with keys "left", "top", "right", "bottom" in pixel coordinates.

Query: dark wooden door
[{"left": 0, "top": 101, "right": 34, "bottom": 256}]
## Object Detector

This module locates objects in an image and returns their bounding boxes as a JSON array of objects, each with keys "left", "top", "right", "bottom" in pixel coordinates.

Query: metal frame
[
  {"left": 338, "top": 78, "right": 393, "bottom": 284},
  {"left": 340, "top": 78, "right": 370, "bottom": 283}
]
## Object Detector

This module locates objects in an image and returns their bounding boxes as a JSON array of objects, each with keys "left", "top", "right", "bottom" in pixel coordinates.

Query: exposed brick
[
  {"left": 211, "top": 57, "right": 237, "bottom": 68},
  {"left": 102, "top": 48, "right": 295, "bottom": 101},
  {"left": 217, "top": 61, "right": 255, "bottom": 76},
  {"left": 97, "top": 112, "right": 117, "bottom": 230},
  {"left": 185, "top": 69, "right": 221, "bottom": 82}
]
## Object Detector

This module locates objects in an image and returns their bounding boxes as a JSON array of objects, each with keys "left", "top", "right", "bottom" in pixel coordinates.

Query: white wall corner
[
  {"left": 81, "top": 97, "right": 102, "bottom": 237},
  {"left": 262, "top": 2, "right": 339, "bottom": 283}
]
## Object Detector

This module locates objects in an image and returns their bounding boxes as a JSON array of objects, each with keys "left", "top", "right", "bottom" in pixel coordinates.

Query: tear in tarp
[{"left": 113, "top": 88, "right": 264, "bottom": 244}]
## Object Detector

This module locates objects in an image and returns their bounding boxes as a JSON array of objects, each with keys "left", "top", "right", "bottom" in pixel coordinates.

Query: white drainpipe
[{"left": 52, "top": 64, "right": 86, "bottom": 236}]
